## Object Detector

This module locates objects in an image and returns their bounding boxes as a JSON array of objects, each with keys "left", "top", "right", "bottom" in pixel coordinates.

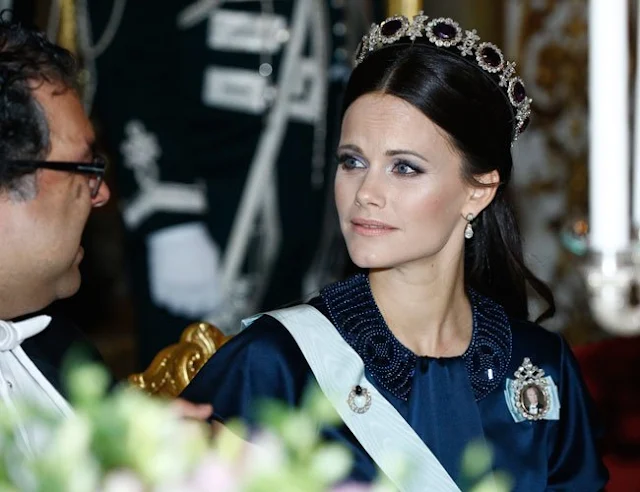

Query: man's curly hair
[{"left": 0, "top": 13, "right": 78, "bottom": 194}]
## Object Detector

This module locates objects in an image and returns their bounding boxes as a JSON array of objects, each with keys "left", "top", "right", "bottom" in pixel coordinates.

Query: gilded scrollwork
[{"left": 128, "top": 322, "right": 231, "bottom": 398}]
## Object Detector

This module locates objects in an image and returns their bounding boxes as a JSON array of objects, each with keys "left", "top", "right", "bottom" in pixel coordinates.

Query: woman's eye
[
  {"left": 339, "top": 155, "right": 365, "bottom": 170},
  {"left": 393, "top": 160, "right": 420, "bottom": 175}
]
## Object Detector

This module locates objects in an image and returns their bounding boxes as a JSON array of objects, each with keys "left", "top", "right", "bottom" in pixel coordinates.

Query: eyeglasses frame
[{"left": 2, "top": 154, "right": 108, "bottom": 198}]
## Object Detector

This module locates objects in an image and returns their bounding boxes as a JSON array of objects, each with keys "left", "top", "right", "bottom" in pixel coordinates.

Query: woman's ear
[{"left": 467, "top": 170, "right": 500, "bottom": 214}]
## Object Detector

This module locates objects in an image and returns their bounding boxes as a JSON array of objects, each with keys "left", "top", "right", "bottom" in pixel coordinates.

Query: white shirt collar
[
  {"left": 0, "top": 316, "right": 52, "bottom": 351},
  {"left": 0, "top": 314, "right": 72, "bottom": 458}
]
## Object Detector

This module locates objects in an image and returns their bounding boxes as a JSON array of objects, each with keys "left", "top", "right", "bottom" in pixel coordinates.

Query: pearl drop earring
[{"left": 464, "top": 213, "right": 474, "bottom": 239}]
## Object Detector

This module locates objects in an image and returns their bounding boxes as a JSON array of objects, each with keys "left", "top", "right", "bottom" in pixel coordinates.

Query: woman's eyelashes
[
  {"left": 337, "top": 153, "right": 425, "bottom": 176},
  {"left": 392, "top": 159, "right": 423, "bottom": 176},
  {"left": 337, "top": 153, "right": 366, "bottom": 170}
]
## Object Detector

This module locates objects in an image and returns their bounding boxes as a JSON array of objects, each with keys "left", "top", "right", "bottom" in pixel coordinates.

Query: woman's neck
[{"left": 368, "top": 264, "right": 473, "bottom": 358}]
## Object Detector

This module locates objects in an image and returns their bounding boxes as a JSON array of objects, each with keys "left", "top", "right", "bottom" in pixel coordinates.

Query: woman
[{"left": 182, "top": 13, "right": 608, "bottom": 491}]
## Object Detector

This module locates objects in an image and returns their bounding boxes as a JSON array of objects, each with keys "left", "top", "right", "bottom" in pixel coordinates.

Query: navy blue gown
[{"left": 181, "top": 274, "right": 608, "bottom": 490}]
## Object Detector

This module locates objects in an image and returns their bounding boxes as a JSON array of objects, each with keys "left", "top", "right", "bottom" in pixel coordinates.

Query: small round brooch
[{"left": 347, "top": 385, "right": 372, "bottom": 414}]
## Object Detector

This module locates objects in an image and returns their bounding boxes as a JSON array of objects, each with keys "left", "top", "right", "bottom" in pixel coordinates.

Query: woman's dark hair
[
  {"left": 0, "top": 14, "right": 78, "bottom": 192},
  {"left": 341, "top": 43, "right": 555, "bottom": 322}
]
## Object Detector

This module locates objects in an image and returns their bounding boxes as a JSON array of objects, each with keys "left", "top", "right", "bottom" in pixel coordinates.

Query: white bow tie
[{"left": 0, "top": 316, "right": 52, "bottom": 352}]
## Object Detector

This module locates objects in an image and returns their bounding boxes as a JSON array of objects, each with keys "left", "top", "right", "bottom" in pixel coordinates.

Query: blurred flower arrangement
[{"left": 0, "top": 363, "right": 510, "bottom": 492}]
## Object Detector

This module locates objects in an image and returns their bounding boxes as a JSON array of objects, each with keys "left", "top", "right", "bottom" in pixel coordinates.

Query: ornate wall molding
[{"left": 507, "top": 0, "right": 600, "bottom": 342}]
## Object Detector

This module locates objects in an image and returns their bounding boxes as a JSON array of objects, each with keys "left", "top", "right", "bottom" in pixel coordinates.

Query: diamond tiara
[{"left": 354, "top": 13, "right": 531, "bottom": 140}]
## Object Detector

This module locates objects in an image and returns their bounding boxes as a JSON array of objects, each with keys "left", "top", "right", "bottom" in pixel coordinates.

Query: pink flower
[{"left": 185, "top": 453, "right": 239, "bottom": 492}]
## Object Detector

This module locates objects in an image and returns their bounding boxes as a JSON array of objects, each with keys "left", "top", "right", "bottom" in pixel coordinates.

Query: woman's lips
[{"left": 351, "top": 218, "right": 397, "bottom": 236}]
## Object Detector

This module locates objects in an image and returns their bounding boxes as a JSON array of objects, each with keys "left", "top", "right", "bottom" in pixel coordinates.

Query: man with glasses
[
  {"left": 0, "top": 17, "right": 210, "bottom": 456},
  {"left": 0, "top": 15, "right": 112, "bottom": 456}
]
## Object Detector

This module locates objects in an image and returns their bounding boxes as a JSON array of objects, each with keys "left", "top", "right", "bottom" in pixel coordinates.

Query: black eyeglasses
[{"left": 3, "top": 154, "right": 108, "bottom": 198}]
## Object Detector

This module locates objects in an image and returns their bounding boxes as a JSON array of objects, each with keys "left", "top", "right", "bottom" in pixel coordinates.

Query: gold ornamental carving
[{"left": 129, "top": 322, "right": 232, "bottom": 398}]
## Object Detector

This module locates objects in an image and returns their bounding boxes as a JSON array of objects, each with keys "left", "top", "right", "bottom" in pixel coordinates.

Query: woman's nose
[{"left": 355, "top": 170, "right": 385, "bottom": 208}]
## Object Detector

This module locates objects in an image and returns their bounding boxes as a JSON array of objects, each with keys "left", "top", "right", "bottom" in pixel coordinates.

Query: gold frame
[
  {"left": 387, "top": 0, "right": 423, "bottom": 17},
  {"left": 128, "top": 322, "right": 231, "bottom": 398}
]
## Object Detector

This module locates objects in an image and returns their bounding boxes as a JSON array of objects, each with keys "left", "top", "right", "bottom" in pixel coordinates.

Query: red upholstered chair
[{"left": 572, "top": 337, "right": 640, "bottom": 491}]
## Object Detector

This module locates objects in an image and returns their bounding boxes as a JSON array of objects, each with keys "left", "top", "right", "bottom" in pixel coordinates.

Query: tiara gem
[
  {"left": 425, "top": 17, "right": 462, "bottom": 47},
  {"left": 476, "top": 42, "right": 505, "bottom": 73},
  {"left": 354, "top": 12, "right": 531, "bottom": 140}
]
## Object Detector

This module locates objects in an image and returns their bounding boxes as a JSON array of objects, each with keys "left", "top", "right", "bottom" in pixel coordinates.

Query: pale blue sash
[{"left": 244, "top": 305, "right": 461, "bottom": 492}]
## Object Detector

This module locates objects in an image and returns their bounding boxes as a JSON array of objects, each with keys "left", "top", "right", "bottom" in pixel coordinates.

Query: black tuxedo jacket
[{"left": 18, "top": 315, "right": 113, "bottom": 399}]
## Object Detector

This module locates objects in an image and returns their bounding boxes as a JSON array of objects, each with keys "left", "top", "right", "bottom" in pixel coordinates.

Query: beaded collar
[{"left": 320, "top": 273, "right": 512, "bottom": 402}]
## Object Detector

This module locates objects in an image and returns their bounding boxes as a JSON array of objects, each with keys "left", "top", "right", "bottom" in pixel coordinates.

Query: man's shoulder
[
  {"left": 20, "top": 315, "right": 109, "bottom": 396},
  {"left": 21, "top": 315, "right": 96, "bottom": 362}
]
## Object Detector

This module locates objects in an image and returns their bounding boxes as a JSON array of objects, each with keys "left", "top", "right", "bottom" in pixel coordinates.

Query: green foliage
[{"left": 0, "top": 363, "right": 511, "bottom": 491}]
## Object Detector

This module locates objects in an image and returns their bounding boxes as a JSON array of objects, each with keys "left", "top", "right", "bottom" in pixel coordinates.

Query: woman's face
[{"left": 335, "top": 93, "right": 476, "bottom": 272}]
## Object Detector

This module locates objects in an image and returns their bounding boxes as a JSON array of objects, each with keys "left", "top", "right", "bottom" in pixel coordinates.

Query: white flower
[
  {"left": 111, "top": 389, "right": 208, "bottom": 483},
  {"left": 100, "top": 470, "right": 145, "bottom": 492},
  {"left": 243, "top": 429, "right": 287, "bottom": 477},
  {"left": 310, "top": 443, "right": 352, "bottom": 484},
  {"left": 0, "top": 361, "right": 513, "bottom": 491},
  {"left": 280, "top": 411, "right": 318, "bottom": 454},
  {"left": 67, "top": 363, "right": 111, "bottom": 405}
]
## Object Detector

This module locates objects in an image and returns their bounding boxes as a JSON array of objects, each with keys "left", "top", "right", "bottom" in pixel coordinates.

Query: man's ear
[{"left": 467, "top": 170, "right": 500, "bottom": 214}]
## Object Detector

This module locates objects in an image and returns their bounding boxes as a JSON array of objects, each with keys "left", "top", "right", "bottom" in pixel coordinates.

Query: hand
[
  {"left": 147, "top": 222, "right": 223, "bottom": 317},
  {"left": 170, "top": 398, "right": 213, "bottom": 421}
]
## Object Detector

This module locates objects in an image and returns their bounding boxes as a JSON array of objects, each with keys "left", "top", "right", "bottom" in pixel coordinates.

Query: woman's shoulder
[
  {"left": 220, "top": 311, "right": 302, "bottom": 362},
  {"left": 180, "top": 300, "right": 325, "bottom": 412},
  {"left": 509, "top": 317, "right": 564, "bottom": 347},
  {"left": 507, "top": 317, "right": 575, "bottom": 381},
  {"left": 200, "top": 297, "right": 327, "bottom": 368}
]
